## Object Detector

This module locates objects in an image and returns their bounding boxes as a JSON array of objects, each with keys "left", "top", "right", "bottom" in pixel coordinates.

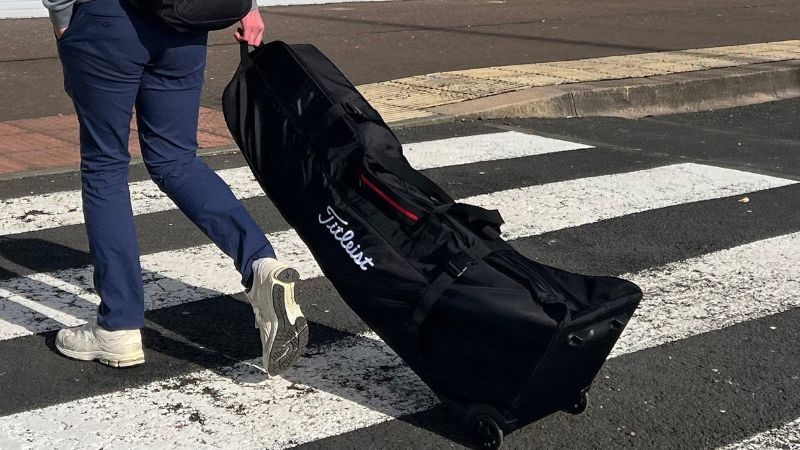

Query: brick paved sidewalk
[{"left": 0, "top": 108, "right": 234, "bottom": 176}]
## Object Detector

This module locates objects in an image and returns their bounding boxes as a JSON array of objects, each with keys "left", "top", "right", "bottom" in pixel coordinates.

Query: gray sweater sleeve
[
  {"left": 42, "top": 0, "right": 75, "bottom": 28},
  {"left": 44, "top": 0, "right": 259, "bottom": 29}
]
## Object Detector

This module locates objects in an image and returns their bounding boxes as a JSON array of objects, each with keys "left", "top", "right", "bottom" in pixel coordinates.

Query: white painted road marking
[
  {"left": 0, "top": 163, "right": 795, "bottom": 340},
  {"left": 0, "top": 131, "right": 591, "bottom": 236},
  {"left": 717, "top": 416, "right": 800, "bottom": 450},
  {"left": 1, "top": 231, "right": 799, "bottom": 448},
  {"left": 465, "top": 163, "right": 796, "bottom": 239}
]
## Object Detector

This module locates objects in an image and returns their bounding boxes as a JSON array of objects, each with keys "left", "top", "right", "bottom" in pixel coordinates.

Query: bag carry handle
[
  {"left": 240, "top": 41, "right": 251, "bottom": 60},
  {"left": 238, "top": 41, "right": 258, "bottom": 70}
]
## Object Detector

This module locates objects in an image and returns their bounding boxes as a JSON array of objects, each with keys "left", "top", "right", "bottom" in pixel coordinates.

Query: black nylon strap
[
  {"left": 406, "top": 243, "right": 493, "bottom": 340},
  {"left": 407, "top": 271, "right": 456, "bottom": 338},
  {"left": 449, "top": 203, "right": 504, "bottom": 228},
  {"left": 435, "top": 203, "right": 503, "bottom": 231},
  {"left": 238, "top": 42, "right": 256, "bottom": 70}
]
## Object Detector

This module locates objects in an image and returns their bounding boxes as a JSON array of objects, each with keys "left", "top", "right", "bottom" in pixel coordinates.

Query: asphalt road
[
  {"left": 2, "top": 0, "right": 800, "bottom": 120},
  {"left": 0, "top": 98, "right": 799, "bottom": 448}
]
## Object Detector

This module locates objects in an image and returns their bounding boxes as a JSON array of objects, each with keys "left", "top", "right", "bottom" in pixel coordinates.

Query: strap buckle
[
  {"left": 343, "top": 102, "right": 367, "bottom": 120},
  {"left": 445, "top": 253, "right": 475, "bottom": 278}
]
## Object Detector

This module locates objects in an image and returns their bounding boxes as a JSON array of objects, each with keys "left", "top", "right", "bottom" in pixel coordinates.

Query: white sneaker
[
  {"left": 246, "top": 258, "right": 308, "bottom": 377},
  {"left": 55, "top": 322, "right": 145, "bottom": 368}
]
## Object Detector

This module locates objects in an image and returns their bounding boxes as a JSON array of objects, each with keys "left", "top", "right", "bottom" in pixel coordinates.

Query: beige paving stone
[
  {"left": 369, "top": 102, "right": 436, "bottom": 123},
  {"left": 393, "top": 72, "right": 520, "bottom": 98},
  {"left": 767, "top": 40, "right": 800, "bottom": 51},
  {"left": 694, "top": 41, "right": 800, "bottom": 63},
  {"left": 547, "top": 58, "right": 661, "bottom": 78},
  {"left": 367, "top": 81, "right": 467, "bottom": 109},
  {"left": 504, "top": 63, "right": 606, "bottom": 83},
  {"left": 356, "top": 82, "right": 406, "bottom": 103},
  {"left": 745, "top": 49, "right": 800, "bottom": 61},
  {"left": 754, "top": 41, "right": 800, "bottom": 52},
  {"left": 683, "top": 50, "right": 777, "bottom": 65},
  {"left": 616, "top": 52, "right": 743, "bottom": 72},
  {"left": 451, "top": 67, "right": 568, "bottom": 87},
  {"left": 666, "top": 51, "right": 754, "bottom": 66}
]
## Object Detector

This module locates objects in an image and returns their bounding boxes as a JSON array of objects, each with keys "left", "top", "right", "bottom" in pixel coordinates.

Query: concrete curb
[{"left": 428, "top": 60, "right": 800, "bottom": 120}]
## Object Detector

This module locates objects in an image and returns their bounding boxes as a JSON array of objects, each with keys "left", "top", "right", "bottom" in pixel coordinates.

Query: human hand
[
  {"left": 235, "top": 10, "right": 264, "bottom": 46},
  {"left": 54, "top": 26, "right": 67, "bottom": 40}
]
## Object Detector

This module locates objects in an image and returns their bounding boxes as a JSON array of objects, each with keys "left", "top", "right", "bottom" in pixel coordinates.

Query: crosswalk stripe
[
  {"left": 0, "top": 286, "right": 84, "bottom": 330},
  {"left": 0, "top": 163, "right": 794, "bottom": 340},
  {"left": 717, "top": 416, "right": 800, "bottom": 449},
  {"left": 617, "top": 232, "right": 800, "bottom": 357},
  {"left": 0, "top": 317, "right": 35, "bottom": 339},
  {"left": 0, "top": 131, "right": 591, "bottom": 236},
  {"left": 1, "top": 231, "right": 798, "bottom": 447},
  {"left": 463, "top": 163, "right": 794, "bottom": 239}
]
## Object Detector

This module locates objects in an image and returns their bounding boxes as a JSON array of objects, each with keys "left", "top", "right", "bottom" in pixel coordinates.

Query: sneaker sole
[
  {"left": 255, "top": 267, "right": 309, "bottom": 377},
  {"left": 55, "top": 345, "right": 145, "bottom": 368}
]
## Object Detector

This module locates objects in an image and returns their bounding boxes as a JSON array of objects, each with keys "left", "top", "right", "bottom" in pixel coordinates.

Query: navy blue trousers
[{"left": 58, "top": 0, "right": 275, "bottom": 330}]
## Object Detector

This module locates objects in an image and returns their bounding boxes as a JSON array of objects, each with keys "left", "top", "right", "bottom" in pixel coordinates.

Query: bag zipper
[
  {"left": 498, "top": 251, "right": 563, "bottom": 305},
  {"left": 358, "top": 170, "right": 421, "bottom": 222}
]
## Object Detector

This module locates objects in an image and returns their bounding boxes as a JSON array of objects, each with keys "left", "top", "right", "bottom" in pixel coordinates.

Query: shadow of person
[
  {"left": 0, "top": 237, "right": 254, "bottom": 373},
  {"left": 0, "top": 235, "right": 91, "bottom": 277},
  {"left": 148, "top": 295, "right": 480, "bottom": 447},
  {"left": 0, "top": 237, "right": 479, "bottom": 446}
]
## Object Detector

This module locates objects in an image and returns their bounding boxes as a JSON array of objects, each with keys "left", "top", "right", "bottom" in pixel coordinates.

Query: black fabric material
[
  {"left": 407, "top": 242, "right": 492, "bottom": 340},
  {"left": 127, "top": 0, "right": 250, "bottom": 32},
  {"left": 222, "top": 41, "right": 643, "bottom": 433}
]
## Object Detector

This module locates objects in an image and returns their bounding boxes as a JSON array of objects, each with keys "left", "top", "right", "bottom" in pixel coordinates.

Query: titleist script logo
[{"left": 318, "top": 206, "right": 375, "bottom": 271}]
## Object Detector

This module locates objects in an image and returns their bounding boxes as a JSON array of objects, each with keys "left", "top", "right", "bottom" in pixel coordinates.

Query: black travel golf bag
[{"left": 223, "top": 41, "right": 642, "bottom": 449}]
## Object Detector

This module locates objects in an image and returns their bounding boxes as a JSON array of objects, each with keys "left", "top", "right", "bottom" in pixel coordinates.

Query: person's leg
[
  {"left": 54, "top": 0, "right": 148, "bottom": 366},
  {"left": 58, "top": 0, "right": 148, "bottom": 331},
  {"left": 134, "top": 31, "right": 274, "bottom": 288},
  {"left": 135, "top": 26, "right": 306, "bottom": 376}
]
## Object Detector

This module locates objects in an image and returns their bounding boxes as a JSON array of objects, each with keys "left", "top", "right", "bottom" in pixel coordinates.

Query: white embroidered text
[{"left": 318, "top": 206, "right": 375, "bottom": 271}]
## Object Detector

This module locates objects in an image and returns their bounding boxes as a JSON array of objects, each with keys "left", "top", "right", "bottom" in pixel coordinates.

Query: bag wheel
[
  {"left": 564, "top": 392, "right": 589, "bottom": 415},
  {"left": 469, "top": 413, "right": 504, "bottom": 450}
]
